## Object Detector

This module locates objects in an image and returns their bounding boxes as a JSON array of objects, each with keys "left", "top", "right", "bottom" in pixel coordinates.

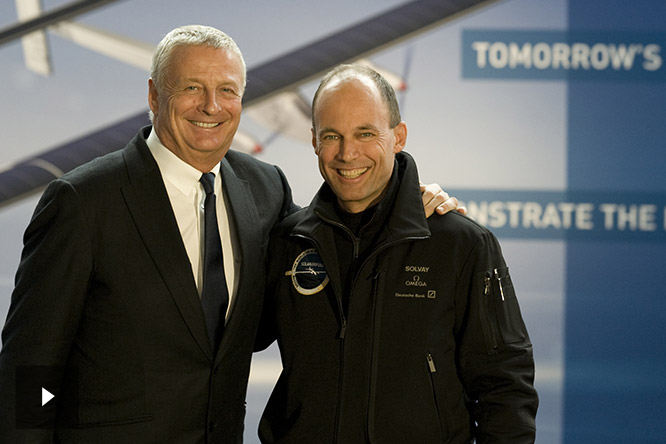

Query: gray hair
[
  {"left": 311, "top": 64, "right": 401, "bottom": 129},
  {"left": 150, "top": 24, "right": 247, "bottom": 93}
]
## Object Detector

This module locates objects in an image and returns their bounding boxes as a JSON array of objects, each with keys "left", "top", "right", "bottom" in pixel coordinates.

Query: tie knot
[{"left": 200, "top": 172, "right": 216, "bottom": 195}]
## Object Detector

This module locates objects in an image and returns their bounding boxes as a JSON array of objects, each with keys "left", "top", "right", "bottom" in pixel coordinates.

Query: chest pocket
[{"left": 481, "top": 266, "right": 529, "bottom": 349}]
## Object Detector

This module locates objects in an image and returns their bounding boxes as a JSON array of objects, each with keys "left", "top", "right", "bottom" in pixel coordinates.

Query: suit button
[{"left": 208, "top": 422, "right": 217, "bottom": 432}]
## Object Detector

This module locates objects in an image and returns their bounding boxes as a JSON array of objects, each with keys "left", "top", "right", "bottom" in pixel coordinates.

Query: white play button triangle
[{"left": 41, "top": 387, "right": 55, "bottom": 406}]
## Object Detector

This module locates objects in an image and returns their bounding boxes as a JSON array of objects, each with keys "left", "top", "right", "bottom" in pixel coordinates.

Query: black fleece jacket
[{"left": 257, "top": 152, "right": 538, "bottom": 444}]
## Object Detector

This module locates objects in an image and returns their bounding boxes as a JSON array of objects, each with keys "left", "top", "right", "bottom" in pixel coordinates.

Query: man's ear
[
  {"left": 311, "top": 127, "right": 318, "bottom": 153},
  {"left": 393, "top": 121, "right": 407, "bottom": 153},
  {"left": 148, "top": 78, "right": 159, "bottom": 115}
]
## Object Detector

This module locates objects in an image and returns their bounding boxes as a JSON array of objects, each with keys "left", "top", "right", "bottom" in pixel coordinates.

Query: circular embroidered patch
[{"left": 285, "top": 248, "right": 329, "bottom": 295}]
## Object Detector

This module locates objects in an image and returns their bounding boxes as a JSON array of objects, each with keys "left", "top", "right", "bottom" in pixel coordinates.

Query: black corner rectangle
[{"left": 15, "top": 365, "right": 68, "bottom": 429}]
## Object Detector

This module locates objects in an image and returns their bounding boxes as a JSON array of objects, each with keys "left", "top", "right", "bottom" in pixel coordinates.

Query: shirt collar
[{"left": 147, "top": 128, "right": 221, "bottom": 196}]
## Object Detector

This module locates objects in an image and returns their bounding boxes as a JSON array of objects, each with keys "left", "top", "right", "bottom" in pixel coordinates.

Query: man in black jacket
[{"left": 256, "top": 65, "right": 538, "bottom": 443}]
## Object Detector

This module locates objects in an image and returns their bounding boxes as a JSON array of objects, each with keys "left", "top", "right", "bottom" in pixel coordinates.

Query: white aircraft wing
[{"left": 0, "top": 0, "right": 499, "bottom": 207}]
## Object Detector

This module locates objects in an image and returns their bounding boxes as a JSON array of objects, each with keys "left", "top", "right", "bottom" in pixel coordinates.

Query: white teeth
[
  {"left": 338, "top": 167, "right": 368, "bottom": 179},
  {"left": 191, "top": 121, "right": 220, "bottom": 128}
]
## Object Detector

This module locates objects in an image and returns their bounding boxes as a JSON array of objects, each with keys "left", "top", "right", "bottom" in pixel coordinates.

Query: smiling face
[
  {"left": 312, "top": 76, "right": 406, "bottom": 213},
  {"left": 148, "top": 44, "right": 244, "bottom": 172}
]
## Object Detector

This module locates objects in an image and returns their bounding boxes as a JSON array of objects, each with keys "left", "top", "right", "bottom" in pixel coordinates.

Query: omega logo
[{"left": 405, "top": 275, "right": 428, "bottom": 287}]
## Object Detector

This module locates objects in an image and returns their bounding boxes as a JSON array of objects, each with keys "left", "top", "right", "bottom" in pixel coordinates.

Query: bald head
[{"left": 312, "top": 64, "right": 402, "bottom": 130}]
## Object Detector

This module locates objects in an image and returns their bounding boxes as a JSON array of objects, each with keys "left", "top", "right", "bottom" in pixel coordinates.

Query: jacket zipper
[
  {"left": 426, "top": 353, "right": 448, "bottom": 441},
  {"left": 309, "top": 217, "right": 359, "bottom": 443},
  {"left": 292, "top": 231, "right": 349, "bottom": 444},
  {"left": 427, "top": 353, "right": 437, "bottom": 372},
  {"left": 482, "top": 271, "right": 499, "bottom": 353},
  {"left": 297, "top": 216, "right": 430, "bottom": 443},
  {"left": 366, "top": 269, "right": 382, "bottom": 443}
]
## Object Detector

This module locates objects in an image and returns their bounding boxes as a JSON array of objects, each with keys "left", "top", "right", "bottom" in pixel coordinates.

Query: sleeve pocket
[{"left": 491, "top": 267, "right": 529, "bottom": 344}]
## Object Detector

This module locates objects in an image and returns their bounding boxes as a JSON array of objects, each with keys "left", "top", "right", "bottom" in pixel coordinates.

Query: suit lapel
[
  {"left": 215, "top": 157, "right": 261, "bottom": 361},
  {"left": 120, "top": 132, "right": 213, "bottom": 360}
]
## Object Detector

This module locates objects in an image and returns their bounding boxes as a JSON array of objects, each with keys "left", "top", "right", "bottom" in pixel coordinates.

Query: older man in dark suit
[{"left": 0, "top": 25, "right": 298, "bottom": 443}]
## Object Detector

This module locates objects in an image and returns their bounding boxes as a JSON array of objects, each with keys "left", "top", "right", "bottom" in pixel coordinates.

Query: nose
[
  {"left": 335, "top": 139, "right": 359, "bottom": 162},
  {"left": 200, "top": 89, "right": 222, "bottom": 115}
]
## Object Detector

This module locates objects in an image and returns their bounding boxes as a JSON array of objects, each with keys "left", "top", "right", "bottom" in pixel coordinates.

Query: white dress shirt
[{"left": 146, "top": 129, "right": 236, "bottom": 322}]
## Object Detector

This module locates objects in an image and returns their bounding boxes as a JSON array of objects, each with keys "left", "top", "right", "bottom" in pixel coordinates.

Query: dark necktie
[{"left": 199, "top": 172, "right": 229, "bottom": 348}]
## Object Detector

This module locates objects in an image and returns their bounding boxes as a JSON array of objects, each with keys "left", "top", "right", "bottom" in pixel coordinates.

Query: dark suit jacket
[{"left": 0, "top": 127, "right": 296, "bottom": 443}]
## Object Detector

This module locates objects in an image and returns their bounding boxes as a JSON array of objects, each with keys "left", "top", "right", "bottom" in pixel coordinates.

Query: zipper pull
[
  {"left": 427, "top": 353, "right": 437, "bottom": 373},
  {"left": 494, "top": 268, "right": 505, "bottom": 301},
  {"left": 339, "top": 319, "right": 347, "bottom": 339},
  {"left": 353, "top": 237, "right": 360, "bottom": 259},
  {"left": 484, "top": 275, "right": 491, "bottom": 295}
]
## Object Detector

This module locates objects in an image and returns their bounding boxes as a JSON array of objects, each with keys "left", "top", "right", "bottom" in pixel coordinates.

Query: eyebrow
[
  {"left": 317, "top": 124, "right": 379, "bottom": 136},
  {"left": 317, "top": 127, "right": 337, "bottom": 135},
  {"left": 183, "top": 77, "right": 240, "bottom": 87}
]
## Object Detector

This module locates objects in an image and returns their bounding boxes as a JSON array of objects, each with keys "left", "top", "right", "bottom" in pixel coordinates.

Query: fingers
[
  {"left": 420, "top": 182, "right": 465, "bottom": 217},
  {"left": 435, "top": 196, "right": 459, "bottom": 215},
  {"left": 421, "top": 182, "right": 448, "bottom": 218},
  {"left": 420, "top": 182, "right": 448, "bottom": 206}
]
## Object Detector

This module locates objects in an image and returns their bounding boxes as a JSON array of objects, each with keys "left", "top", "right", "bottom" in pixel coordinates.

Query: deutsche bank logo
[{"left": 462, "top": 30, "right": 666, "bottom": 81}]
